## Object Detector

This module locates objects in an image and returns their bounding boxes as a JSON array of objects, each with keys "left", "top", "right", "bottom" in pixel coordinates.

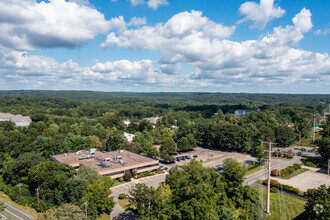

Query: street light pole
[{"left": 266, "top": 142, "right": 271, "bottom": 215}]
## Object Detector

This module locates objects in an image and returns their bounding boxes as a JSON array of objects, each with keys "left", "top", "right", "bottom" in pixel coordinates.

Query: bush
[
  {"left": 263, "top": 179, "right": 279, "bottom": 186},
  {"left": 118, "top": 193, "right": 127, "bottom": 199},
  {"left": 282, "top": 166, "right": 296, "bottom": 175},
  {"left": 271, "top": 169, "right": 283, "bottom": 176},
  {"left": 304, "top": 161, "right": 317, "bottom": 168},
  {"left": 270, "top": 187, "right": 278, "bottom": 193},
  {"left": 293, "top": 163, "right": 302, "bottom": 169},
  {"left": 123, "top": 172, "right": 132, "bottom": 182},
  {"left": 283, "top": 153, "right": 293, "bottom": 159},
  {"left": 306, "top": 188, "right": 317, "bottom": 196},
  {"left": 119, "top": 177, "right": 124, "bottom": 182}
]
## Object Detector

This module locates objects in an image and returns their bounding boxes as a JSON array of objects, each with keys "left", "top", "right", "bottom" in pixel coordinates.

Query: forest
[{"left": 0, "top": 92, "right": 329, "bottom": 219}]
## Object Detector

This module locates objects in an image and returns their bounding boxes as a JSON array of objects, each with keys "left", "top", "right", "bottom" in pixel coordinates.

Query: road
[
  {"left": 243, "top": 157, "right": 302, "bottom": 186},
  {"left": 110, "top": 173, "right": 167, "bottom": 219},
  {"left": 0, "top": 198, "right": 35, "bottom": 220}
]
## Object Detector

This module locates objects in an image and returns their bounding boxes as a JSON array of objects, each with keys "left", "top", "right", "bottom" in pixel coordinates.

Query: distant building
[
  {"left": 51, "top": 149, "right": 159, "bottom": 179},
  {"left": 143, "top": 116, "right": 161, "bottom": 125},
  {"left": 124, "top": 132, "right": 135, "bottom": 143},
  {"left": 0, "top": 112, "right": 32, "bottom": 127},
  {"left": 123, "top": 119, "right": 131, "bottom": 127},
  {"left": 234, "top": 110, "right": 252, "bottom": 116}
]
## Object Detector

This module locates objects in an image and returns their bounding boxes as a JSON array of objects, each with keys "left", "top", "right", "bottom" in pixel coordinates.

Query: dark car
[
  {"left": 184, "top": 155, "right": 190, "bottom": 159},
  {"left": 297, "top": 152, "right": 302, "bottom": 156},
  {"left": 193, "top": 155, "right": 198, "bottom": 158},
  {"left": 176, "top": 157, "right": 181, "bottom": 162},
  {"left": 288, "top": 150, "right": 292, "bottom": 153},
  {"left": 181, "top": 156, "right": 186, "bottom": 160}
]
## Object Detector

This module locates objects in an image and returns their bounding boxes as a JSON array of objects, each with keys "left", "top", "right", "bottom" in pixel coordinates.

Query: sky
[{"left": 0, "top": 0, "right": 329, "bottom": 93}]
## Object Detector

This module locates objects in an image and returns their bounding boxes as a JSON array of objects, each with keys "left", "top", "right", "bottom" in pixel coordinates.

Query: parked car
[
  {"left": 297, "top": 152, "right": 302, "bottom": 156},
  {"left": 288, "top": 150, "right": 292, "bottom": 153},
  {"left": 184, "top": 155, "right": 190, "bottom": 159},
  {"left": 193, "top": 155, "right": 198, "bottom": 158},
  {"left": 181, "top": 156, "right": 186, "bottom": 160},
  {"left": 176, "top": 157, "right": 181, "bottom": 162}
]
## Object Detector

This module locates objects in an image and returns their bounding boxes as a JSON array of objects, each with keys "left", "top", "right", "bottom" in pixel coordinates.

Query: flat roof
[{"left": 51, "top": 150, "right": 159, "bottom": 175}]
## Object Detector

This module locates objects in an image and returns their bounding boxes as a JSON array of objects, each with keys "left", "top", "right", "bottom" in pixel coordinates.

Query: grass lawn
[
  {"left": 111, "top": 181, "right": 124, "bottom": 188},
  {"left": 97, "top": 213, "right": 112, "bottom": 219},
  {"left": 255, "top": 189, "right": 307, "bottom": 220},
  {"left": 280, "top": 168, "right": 309, "bottom": 180},
  {"left": 245, "top": 165, "right": 263, "bottom": 176},
  {"left": 202, "top": 155, "right": 228, "bottom": 163},
  {"left": 118, "top": 198, "right": 129, "bottom": 209},
  {"left": 0, "top": 191, "right": 40, "bottom": 218}
]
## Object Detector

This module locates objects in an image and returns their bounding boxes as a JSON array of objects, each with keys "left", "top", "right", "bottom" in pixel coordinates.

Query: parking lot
[
  {"left": 160, "top": 147, "right": 258, "bottom": 170},
  {"left": 272, "top": 167, "right": 330, "bottom": 192}
]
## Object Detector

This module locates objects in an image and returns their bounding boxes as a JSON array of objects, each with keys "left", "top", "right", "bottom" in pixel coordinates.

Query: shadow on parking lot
[{"left": 112, "top": 211, "right": 134, "bottom": 220}]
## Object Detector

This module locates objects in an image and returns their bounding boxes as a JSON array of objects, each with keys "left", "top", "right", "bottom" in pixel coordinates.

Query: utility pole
[
  {"left": 328, "top": 159, "right": 330, "bottom": 175},
  {"left": 17, "top": 183, "right": 23, "bottom": 198},
  {"left": 266, "top": 142, "right": 271, "bottom": 215},
  {"left": 36, "top": 188, "right": 39, "bottom": 208},
  {"left": 313, "top": 114, "right": 316, "bottom": 143},
  {"left": 83, "top": 202, "right": 88, "bottom": 220}
]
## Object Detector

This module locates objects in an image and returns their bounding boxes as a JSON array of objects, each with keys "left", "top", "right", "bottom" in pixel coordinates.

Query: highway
[{"left": 0, "top": 198, "right": 35, "bottom": 220}]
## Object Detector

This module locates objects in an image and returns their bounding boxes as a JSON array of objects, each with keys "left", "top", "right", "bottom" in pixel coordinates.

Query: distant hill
[{"left": 0, "top": 90, "right": 329, "bottom": 104}]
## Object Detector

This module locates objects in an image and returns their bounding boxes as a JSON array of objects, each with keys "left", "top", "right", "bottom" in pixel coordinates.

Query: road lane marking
[{"left": 4, "top": 209, "right": 23, "bottom": 220}]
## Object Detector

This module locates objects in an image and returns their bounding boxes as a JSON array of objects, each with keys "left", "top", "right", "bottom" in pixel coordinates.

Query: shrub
[
  {"left": 304, "top": 161, "right": 316, "bottom": 168},
  {"left": 263, "top": 179, "right": 279, "bottom": 186},
  {"left": 123, "top": 172, "right": 132, "bottom": 182},
  {"left": 284, "top": 153, "right": 293, "bottom": 159},
  {"left": 293, "top": 163, "right": 302, "bottom": 169},
  {"left": 282, "top": 166, "right": 296, "bottom": 175},
  {"left": 306, "top": 188, "right": 317, "bottom": 196},
  {"left": 271, "top": 169, "right": 283, "bottom": 176},
  {"left": 118, "top": 193, "right": 127, "bottom": 199},
  {"left": 119, "top": 177, "right": 124, "bottom": 182},
  {"left": 270, "top": 187, "right": 278, "bottom": 193}
]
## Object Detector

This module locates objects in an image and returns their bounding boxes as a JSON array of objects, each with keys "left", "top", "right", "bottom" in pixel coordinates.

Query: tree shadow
[
  {"left": 112, "top": 211, "right": 134, "bottom": 220},
  {"left": 292, "top": 210, "right": 308, "bottom": 220}
]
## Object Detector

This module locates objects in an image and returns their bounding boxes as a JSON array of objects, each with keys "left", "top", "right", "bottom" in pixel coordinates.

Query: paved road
[
  {"left": 110, "top": 173, "right": 167, "bottom": 219},
  {"left": 243, "top": 157, "right": 302, "bottom": 186},
  {"left": 0, "top": 198, "right": 35, "bottom": 220}
]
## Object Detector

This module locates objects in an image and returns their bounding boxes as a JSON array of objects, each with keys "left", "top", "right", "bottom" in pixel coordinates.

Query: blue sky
[{"left": 0, "top": 0, "right": 329, "bottom": 93}]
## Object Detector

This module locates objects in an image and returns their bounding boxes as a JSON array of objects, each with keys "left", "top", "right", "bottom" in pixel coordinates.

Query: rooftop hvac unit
[
  {"left": 75, "top": 150, "right": 85, "bottom": 155},
  {"left": 116, "top": 156, "right": 122, "bottom": 160},
  {"left": 103, "top": 157, "right": 112, "bottom": 163},
  {"left": 119, "top": 150, "right": 124, "bottom": 154},
  {"left": 119, "top": 159, "right": 124, "bottom": 165},
  {"left": 89, "top": 148, "right": 97, "bottom": 155}
]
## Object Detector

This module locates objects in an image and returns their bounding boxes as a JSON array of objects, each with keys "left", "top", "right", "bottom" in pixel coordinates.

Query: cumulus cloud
[
  {"left": 117, "top": 0, "right": 167, "bottom": 9},
  {"left": 128, "top": 16, "right": 147, "bottom": 27},
  {"left": 147, "top": 0, "right": 168, "bottom": 10},
  {"left": 100, "top": 8, "right": 330, "bottom": 89},
  {"left": 238, "top": 0, "right": 285, "bottom": 29},
  {"left": 314, "top": 27, "right": 330, "bottom": 35},
  {"left": 0, "top": 0, "right": 110, "bottom": 50}
]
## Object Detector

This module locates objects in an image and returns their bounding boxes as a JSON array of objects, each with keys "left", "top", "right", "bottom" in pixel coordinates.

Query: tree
[
  {"left": 305, "top": 185, "right": 330, "bottom": 219},
  {"left": 80, "top": 179, "right": 115, "bottom": 219},
  {"left": 3, "top": 152, "right": 45, "bottom": 185},
  {"left": 66, "top": 178, "right": 87, "bottom": 204},
  {"left": 318, "top": 138, "right": 330, "bottom": 162},
  {"left": 129, "top": 183, "right": 172, "bottom": 219},
  {"left": 106, "top": 129, "right": 127, "bottom": 151},
  {"left": 41, "top": 203, "right": 85, "bottom": 220},
  {"left": 222, "top": 158, "right": 247, "bottom": 186},
  {"left": 275, "top": 126, "right": 297, "bottom": 147},
  {"left": 76, "top": 166, "right": 99, "bottom": 185},
  {"left": 177, "top": 134, "right": 197, "bottom": 152}
]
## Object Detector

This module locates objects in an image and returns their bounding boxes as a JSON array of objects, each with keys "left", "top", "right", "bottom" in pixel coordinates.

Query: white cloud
[
  {"left": 101, "top": 10, "right": 236, "bottom": 50},
  {"left": 100, "top": 8, "right": 330, "bottom": 89},
  {"left": 128, "top": 17, "right": 147, "bottom": 27},
  {"left": 314, "top": 27, "right": 330, "bottom": 35},
  {"left": 0, "top": 0, "right": 110, "bottom": 50},
  {"left": 238, "top": 0, "right": 285, "bottom": 29},
  {"left": 147, "top": 0, "right": 168, "bottom": 10}
]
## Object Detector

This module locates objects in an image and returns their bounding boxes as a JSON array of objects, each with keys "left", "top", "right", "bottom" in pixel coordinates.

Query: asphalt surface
[
  {"left": 243, "top": 157, "right": 302, "bottom": 186},
  {"left": 0, "top": 198, "right": 35, "bottom": 220}
]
